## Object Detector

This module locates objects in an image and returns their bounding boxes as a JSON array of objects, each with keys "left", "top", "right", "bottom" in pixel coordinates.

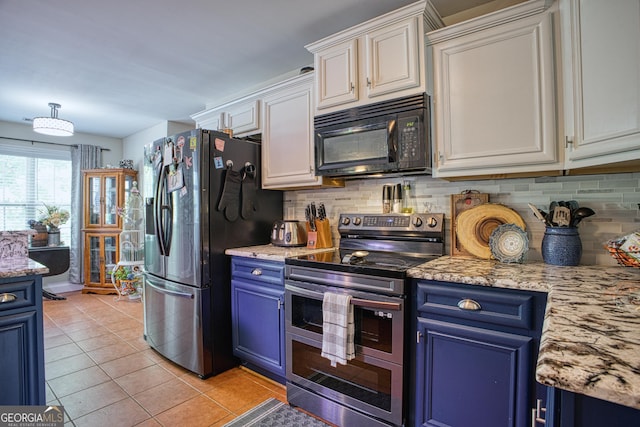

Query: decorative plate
[
  {"left": 489, "top": 223, "right": 529, "bottom": 263},
  {"left": 455, "top": 204, "right": 526, "bottom": 259}
]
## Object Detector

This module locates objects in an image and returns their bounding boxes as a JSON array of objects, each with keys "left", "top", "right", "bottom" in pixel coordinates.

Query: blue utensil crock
[{"left": 541, "top": 227, "right": 582, "bottom": 266}]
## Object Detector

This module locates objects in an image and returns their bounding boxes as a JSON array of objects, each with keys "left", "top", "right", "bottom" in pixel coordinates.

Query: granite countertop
[
  {"left": 408, "top": 256, "right": 640, "bottom": 410},
  {"left": 225, "top": 244, "right": 336, "bottom": 262},
  {"left": 0, "top": 258, "right": 49, "bottom": 278}
]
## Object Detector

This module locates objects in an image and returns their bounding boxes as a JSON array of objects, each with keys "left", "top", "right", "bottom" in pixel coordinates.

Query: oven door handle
[
  {"left": 351, "top": 298, "right": 401, "bottom": 311},
  {"left": 286, "top": 284, "right": 402, "bottom": 312}
]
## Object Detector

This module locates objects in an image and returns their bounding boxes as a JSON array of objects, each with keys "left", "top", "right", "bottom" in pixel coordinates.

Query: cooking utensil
[
  {"left": 571, "top": 207, "right": 595, "bottom": 226},
  {"left": 528, "top": 203, "right": 547, "bottom": 224},
  {"left": 552, "top": 206, "right": 572, "bottom": 226},
  {"left": 548, "top": 201, "right": 559, "bottom": 226}
]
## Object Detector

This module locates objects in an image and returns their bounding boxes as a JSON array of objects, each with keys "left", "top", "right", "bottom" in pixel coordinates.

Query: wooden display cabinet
[{"left": 81, "top": 168, "right": 137, "bottom": 293}]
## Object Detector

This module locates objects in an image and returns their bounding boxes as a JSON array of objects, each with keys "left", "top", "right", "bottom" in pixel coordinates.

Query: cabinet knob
[
  {"left": 251, "top": 268, "right": 262, "bottom": 276},
  {"left": 457, "top": 299, "right": 481, "bottom": 311},
  {"left": 0, "top": 293, "right": 17, "bottom": 304},
  {"left": 416, "top": 330, "right": 423, "bottom": 343},
  {"left": 366, "top": 78, "right": 371, "bottom": 88},
  {"left": 350, "top": 82, "right": 355, "bottom": 93}
]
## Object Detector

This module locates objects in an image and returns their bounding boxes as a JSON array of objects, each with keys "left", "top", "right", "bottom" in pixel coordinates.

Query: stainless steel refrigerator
[{"left": 143, "top": 129, "right": 282, "bottom": 378}]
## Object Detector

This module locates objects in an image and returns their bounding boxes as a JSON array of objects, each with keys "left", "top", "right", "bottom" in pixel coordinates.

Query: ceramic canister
[{"left": 541, "top": 227, "right": 582, "bottom": 266}]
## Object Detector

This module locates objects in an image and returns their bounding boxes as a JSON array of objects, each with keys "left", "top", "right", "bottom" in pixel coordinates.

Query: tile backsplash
[{"left": 284, "top": 172, "right": 640, "bottom": 266}]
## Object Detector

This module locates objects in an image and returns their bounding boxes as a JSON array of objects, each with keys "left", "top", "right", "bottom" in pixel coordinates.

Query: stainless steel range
[{"left": 284, "top": 213, "right": 445, "bottom": 427}]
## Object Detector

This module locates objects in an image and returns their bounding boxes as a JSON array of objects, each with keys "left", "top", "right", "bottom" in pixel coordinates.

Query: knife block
[{"left": 306, "top": 219, "right": 333, "bottom": 249}]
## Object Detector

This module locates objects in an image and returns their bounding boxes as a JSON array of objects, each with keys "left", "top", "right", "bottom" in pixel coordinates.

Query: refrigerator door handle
[
  {"left": 146, "top": 279, "right": 194, "bottom": 299},
  {"left": 155, "top": 164, "right": 169, "bottom": 255},
  {"left": 161, "top": 203, "right": 173, "bottom": 255}
]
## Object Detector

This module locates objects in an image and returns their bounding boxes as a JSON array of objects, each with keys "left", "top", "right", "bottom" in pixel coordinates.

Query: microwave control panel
[{"left": 397, "top": 114, "right": 427, "bottom": 169}]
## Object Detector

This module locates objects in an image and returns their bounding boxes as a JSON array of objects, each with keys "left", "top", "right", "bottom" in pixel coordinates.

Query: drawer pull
[
  {"left": 0, "top": 293, "right": 17, "bottom": 303},
  {"left": 457, "top": 298, "right": 481, "bottom": 311},
  {"left": 251, "top": 268, "right": 262, "bottom": 276}
]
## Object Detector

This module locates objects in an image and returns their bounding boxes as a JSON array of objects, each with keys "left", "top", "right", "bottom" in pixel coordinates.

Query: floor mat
[{"left": 223, "top": 398, "right": 330, "bottom": 427}]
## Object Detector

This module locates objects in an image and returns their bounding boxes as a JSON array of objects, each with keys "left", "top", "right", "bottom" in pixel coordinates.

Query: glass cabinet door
[
  {"left": 88, "top": 176, "right": 102, "bottom": 226},
  {"left": 88, "top": 235, "right": 101, "bottom": 283},
  {"left": 85, "top": 233, "right": 119, "bottom": 286},
  {"left": 104, "top": 176, "right": 117, "bottom": 226}
]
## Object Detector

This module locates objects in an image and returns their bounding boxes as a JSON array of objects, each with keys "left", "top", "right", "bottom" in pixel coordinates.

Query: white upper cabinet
[
  {"left": 191, "top": 97, "right": 260, "bottom": 137},
  {"left": 307, "top": 0, "right": 443, "bottom": 113},
  {"left": 429, "top": 0, "right": 561, "bottom": 178},
  {"left": 561, "top": 0, "right": 640, "bottom": 170},
  {"left": 191, "top": 110, "right": 224, "bottom": 133},
  {"left": 261, "top": 74, "right": 317, "bottom": 189},
  {"left": 314, "top": 39, "right": 358, "bottom": 109},
  {"left": 261, "top": 73, "right": 343, "bottom": 190},
  {"left": 365, "top": 17, "right": 421, "bottom": 98},
  {"left": 225, "top": 99, "right": 260, "bottom": 136}
]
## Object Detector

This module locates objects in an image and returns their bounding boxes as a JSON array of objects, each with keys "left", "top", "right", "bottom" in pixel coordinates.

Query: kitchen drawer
[
  {"left": 416, "top": 280, "right": 537, "bottom": 331},
  {"left": 231, "top": 258, "right": 284, "bottom": 288},
  {"left": 0, "top": 277, "right": 38, "bottom": 313}
]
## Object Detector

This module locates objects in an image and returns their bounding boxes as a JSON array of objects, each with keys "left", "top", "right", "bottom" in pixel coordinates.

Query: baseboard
[{"left": 43, "top": 282, "right": 83, "bottom": 294}]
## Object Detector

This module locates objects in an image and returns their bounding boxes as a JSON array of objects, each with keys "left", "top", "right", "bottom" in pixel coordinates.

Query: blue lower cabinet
[
  {"left": 413, "top": 280, "right": 547, "bottom": 427},
  {"left": 546, "top": 387, "right": 640, "bottom": 427},
  {"left": 231, "top": 258, "right": 285, "bottom": 383},
  {"left": 0, "top": 275, "right": 45, "bottom": 405},
  {"left": 415, "top": 318, "right": 532, "bottom": 427}
]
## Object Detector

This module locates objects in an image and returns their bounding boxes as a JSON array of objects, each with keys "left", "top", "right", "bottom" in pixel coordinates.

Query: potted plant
[
  {"left": 38, "top": 203, "right": 70, "bottom": 246},
  {"left": 112, "top": 266, "right": 140, "bottom": 296}
]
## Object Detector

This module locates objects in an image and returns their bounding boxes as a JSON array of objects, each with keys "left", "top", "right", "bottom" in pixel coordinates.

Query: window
[{"left": 0, "top": 143, "right": 72, "bottom": 245}]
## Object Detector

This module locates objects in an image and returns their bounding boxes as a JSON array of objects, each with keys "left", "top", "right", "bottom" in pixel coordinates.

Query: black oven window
[
  {"left": 291, "top": 340, "right": 392, "bottom": 411},
  {"left": 323, "top": 128, "right": 388, "bottom": 164},
  {"left": 291, "top": 295, "right": 394, "bottom": 354},
  {"left": 291, "top": 294, "right": 323, "bottom": 334}
]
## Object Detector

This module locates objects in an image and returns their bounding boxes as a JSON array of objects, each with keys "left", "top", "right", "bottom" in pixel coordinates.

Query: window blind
[{"left": 0, "top": 142, "right": 72, "bottom": 244}]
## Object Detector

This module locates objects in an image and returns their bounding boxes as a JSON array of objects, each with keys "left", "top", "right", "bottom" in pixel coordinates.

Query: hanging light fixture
[{"left": 33, "top": 103, "right": 74, "bottom": 136}]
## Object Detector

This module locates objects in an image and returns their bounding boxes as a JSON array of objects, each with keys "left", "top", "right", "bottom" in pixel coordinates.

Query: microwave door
[{"left": 317, "top": 121, "right": 392, "bottom": 175}]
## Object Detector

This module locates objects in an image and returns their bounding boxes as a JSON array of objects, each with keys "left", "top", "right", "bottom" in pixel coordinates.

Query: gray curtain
[{"left": 68, "top": 145, "right": 101, "bottom": 283}]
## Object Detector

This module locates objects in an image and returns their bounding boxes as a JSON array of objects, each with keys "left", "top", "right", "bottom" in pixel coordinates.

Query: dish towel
[{"left": 321, "top": 292, "right": 355, "bottom": 367}]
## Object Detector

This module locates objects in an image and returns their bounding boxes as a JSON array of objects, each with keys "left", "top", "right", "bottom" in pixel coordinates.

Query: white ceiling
[{"left": 0, "top": 0, "right": 488, "bottom": 139}]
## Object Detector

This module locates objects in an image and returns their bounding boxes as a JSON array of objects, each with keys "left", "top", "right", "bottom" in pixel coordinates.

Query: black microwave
[{"left": 314, "top": 93, "right": 431, "bottom": 177}]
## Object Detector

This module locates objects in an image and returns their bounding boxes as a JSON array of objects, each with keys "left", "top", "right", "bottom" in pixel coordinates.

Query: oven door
[
  {"left": 285, "top": 282, "right": 404, "bottom": 364},
  {"left": 286, "top": 327, "right": 404, "bottom": 426}
]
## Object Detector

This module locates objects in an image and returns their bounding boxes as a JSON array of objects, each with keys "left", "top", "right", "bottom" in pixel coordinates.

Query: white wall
[
  {"left": 0, "top": 120, "right": 123, "bottom": 165},
  {"left": 122, "top": 120, "right": 193, "bottom": 199}
]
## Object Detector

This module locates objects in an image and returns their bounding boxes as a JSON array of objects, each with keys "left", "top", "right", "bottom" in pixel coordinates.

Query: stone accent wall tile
[{"left": 284, "top": 173, "right": 640, "bottom": 266}]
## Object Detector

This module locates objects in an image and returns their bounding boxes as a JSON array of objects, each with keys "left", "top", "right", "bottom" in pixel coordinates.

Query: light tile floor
[{"left": 43, "top": 291, "right": 287, "bottom": 427}]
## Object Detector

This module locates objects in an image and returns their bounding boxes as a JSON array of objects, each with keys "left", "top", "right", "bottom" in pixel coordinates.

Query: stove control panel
[{"left": 338, "top": 213, "right": 444, "bottom": 234}]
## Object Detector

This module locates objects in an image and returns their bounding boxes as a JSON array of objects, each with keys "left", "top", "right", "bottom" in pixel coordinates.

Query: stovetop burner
[
  {"left": 286, "top": 248, "right": 439, "bottom": 279},
  {"left": 285, "top": 213, "right": 445, "bottom": 280}
]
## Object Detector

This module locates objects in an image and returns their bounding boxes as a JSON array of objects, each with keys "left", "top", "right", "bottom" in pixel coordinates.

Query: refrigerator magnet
[
  {"left": 167, "top": 164, "right": 185, "bottom": 193},
  {"left": 176, "top": 136, "right": 185, "bottom": 161},
  {"left": 163, "top": 141, "right": 174, "bottom": 166},
  {"left": 214, "top": 138, "right": 225, "bottom": 152},
  {"left": 190, "top": 136, "right": 197, "bottom": 150},
  {"left": 153, "top": 150, "right": 162, "bottom": 170},
  {"left": 184, "top": 156, "right": 192, "bottom": 169},
  {"left": 213, "top": 156, "right": 224, "bottom": 169}
]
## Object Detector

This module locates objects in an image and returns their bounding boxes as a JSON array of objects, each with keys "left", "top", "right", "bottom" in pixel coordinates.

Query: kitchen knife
[
  {"left": 318, "top": 203, "right": 326, "bottom": 221},
  {"left": 309, "top": 203, "right": 317, "bottom": 231}
]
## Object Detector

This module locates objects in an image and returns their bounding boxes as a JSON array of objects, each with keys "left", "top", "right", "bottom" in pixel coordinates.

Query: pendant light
[{"left": 33, "top": 103, "right": 74, "bottom": 136}]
